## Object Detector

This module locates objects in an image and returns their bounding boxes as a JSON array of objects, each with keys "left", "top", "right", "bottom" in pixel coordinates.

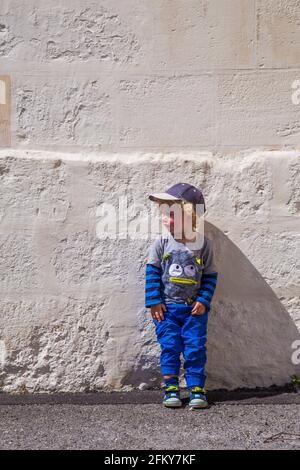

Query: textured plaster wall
[
  {"left": 1, "top": 0, "right": 300, "bottom": 151},
  {"left": 0, "top": 0, "right": 300, "bottom": 392}
]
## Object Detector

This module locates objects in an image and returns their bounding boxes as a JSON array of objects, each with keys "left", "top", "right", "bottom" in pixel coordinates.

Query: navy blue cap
[{"left": 149, "top": 182, "right": 206, "bottom": 212}]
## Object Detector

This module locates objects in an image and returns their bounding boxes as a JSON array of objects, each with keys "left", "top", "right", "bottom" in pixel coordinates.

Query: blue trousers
[{"left": 152, "top": 303, "right": 209, "bottom": 388}]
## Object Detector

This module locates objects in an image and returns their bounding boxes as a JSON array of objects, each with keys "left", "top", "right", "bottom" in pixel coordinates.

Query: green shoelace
[{"left": 191, "top": 386, "right": 206, "bottom": 394}]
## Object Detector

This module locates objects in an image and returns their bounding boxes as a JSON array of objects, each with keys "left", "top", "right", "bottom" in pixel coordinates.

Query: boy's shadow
[{"left": 200, "top": 221, "right": 300, "bottom": 392}]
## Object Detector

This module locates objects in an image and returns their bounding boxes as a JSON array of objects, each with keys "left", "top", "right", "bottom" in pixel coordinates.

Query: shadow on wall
[
  {"left": 129, "top": 222, "right": 300, "bottom": 391},
  {"left": 205, "top": 221, "right": 299, "bottom": 390}
]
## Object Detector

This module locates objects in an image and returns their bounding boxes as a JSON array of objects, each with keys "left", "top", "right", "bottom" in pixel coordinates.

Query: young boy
[{"left": 145, "top": 183, "right": 218, "bottom": 409}]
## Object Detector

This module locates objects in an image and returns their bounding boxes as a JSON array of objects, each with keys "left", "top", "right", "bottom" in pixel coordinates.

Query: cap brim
[{"left": 149, "top": 192, "right": 182, "bottom": 202}]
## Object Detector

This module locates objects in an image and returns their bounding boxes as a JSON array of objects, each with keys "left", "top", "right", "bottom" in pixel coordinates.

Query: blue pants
[{"left": 152, "top": 303, "right": 209, "bottom": 388}]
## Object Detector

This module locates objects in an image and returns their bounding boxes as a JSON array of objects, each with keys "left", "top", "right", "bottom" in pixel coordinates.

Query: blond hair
[{"left": 181, "top": 201, "right": 199, "bottom": 231}]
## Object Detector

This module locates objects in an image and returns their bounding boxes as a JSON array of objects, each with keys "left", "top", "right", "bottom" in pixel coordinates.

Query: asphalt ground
[{"left": 0, "top": 389, "right": 299, "bottom": 450}]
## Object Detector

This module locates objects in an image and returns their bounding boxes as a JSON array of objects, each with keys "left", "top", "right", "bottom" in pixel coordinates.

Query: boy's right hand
[{"left": 150, "top": 303, "right": 166, "bottom": 322}]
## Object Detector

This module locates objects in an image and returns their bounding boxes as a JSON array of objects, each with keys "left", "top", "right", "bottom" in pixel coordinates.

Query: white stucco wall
[{"left": 0, "top": 0, "right": 299, "bottom": 392}]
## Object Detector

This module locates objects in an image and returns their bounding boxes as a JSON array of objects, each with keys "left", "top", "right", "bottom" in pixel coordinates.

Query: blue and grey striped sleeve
[
  {"left": 196, "top": 238, "right": 218, "bottom": 311},
  {"left": 195, "top": 272, "right": 218, "bottom": 310},
  {"left": 145, "top": 264, "right": 163, "bottom": 307},
  {"left": 145, "top": 236, "right": 163, "bottom": 308}
]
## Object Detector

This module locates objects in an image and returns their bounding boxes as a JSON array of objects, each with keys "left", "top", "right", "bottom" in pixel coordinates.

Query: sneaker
[
  {"left": 188, "top": 386, "right": 208, "bottom": 409},
  {"left": 163, "top": 385, "right": 182, "bottom": 408}
]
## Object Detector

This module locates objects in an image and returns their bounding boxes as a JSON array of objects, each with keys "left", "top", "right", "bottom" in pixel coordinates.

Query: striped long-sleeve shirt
[{"left": 145, "top": 234, "right": 218, "bottom": 310}]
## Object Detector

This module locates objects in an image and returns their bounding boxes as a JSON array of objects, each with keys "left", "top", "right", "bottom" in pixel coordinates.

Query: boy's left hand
[{"left": 191, "top": 301, "right": 206, "bottom": 315}]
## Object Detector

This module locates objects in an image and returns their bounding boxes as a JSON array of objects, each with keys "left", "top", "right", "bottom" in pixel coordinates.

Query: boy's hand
[
  {"left": 150, "top": 303, "right": 166, "bottom": 322},
  {"left": 191, "top": 301, "right": 206, "bottom": 315}
]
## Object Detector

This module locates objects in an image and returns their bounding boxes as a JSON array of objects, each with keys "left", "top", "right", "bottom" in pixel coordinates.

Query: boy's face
[
  {"left": 158, "top": 201, "right": 195, "bottom": 239},
  {"left": 159, "top": 201, "right": 179, "bottom": 233}
]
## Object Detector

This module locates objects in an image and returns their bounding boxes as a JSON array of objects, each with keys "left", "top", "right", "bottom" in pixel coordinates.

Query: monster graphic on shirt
[{"left": 161, "top": 249, "right": 204, "bottom": 304}]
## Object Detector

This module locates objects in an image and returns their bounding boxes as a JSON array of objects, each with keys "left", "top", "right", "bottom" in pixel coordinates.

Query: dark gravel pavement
[{"left": 0, "top": 390, "right": 299, "bottom": 450}]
